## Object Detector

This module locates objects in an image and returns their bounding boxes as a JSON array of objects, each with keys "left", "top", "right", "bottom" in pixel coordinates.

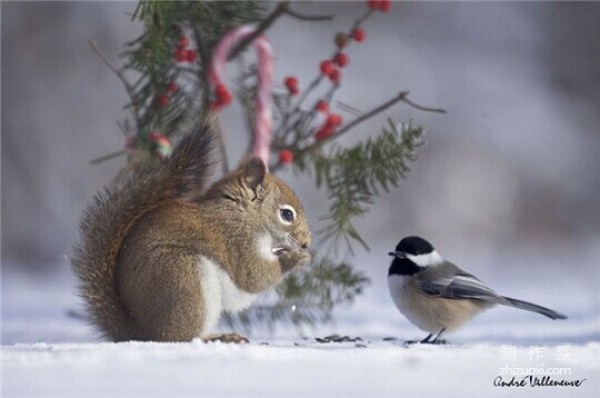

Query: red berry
[
  {"left": 177, "top": 36, "right": 190, "bottom": 49},
  {"left": 352, "top": 28, "right": 366, "bottom": 43},
  {"left": 214, "top": 84, "right": 232, "bottom": 106},
  {"left": 284, "top": 76, "right": 298, "bottom": 88},
  {"left": 379, "top": 0, "right": 391, "bottom": 12},
  {"left": 284, "top": 76, "right": 299, "bottom": 95},
  {"left": 167, "top": 81, "right": 178, "bottom": 93},
  {"left": 326, "top": 113, "right": 343, "bottom": 127},
  {"left": 334, "top": 53, "right": 349, "bottom": 68},
  {"left": 315, "top": 125, "right": 335, "bottom": 141},
  {"left": 329, "top": 68, "right": 342, "bottom": 84},
  {"left": 174, "top": 48, "right": 187, "bottom": 62},
  {"left": 367, "top": 0, "right": 382, "bottom": 10},
  {"left": 157, "top": 94, "right": 170, "bottom": 107},
  {"left": 215, "top": 84, "right": 228, "bottom": 96},
  {"left": 315, "top": 100, "right": 329, "bottom": 113},
  {"left": 186, "top": 49, "right": 198, "bottom": 63},
  {"left": 320, "top": 60, "right": 335, "bottom": 76},
  {"left": 278, "top": 149, "right": 294, "bottom": 164}
]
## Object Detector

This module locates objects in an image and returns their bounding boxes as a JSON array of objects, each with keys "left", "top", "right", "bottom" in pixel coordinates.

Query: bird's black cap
[{"left": 391, "top": 236, "right": 435, "bottom": 256}]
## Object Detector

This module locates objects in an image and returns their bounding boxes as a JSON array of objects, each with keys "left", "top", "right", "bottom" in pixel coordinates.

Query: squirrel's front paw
[{"left": 279, "top": 249, "right": 311, "bottom": 273}]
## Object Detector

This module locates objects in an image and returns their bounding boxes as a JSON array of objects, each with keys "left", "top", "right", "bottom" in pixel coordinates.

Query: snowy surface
[{"left": 2, "top": 250, "right": 599, "bottom": 397}]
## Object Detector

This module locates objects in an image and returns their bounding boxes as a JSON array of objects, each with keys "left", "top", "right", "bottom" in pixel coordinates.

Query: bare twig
[
  {"left": 88, "top": 38, "right": 140, "bottom": 128},
  {"left": 90, "top": 150, "right": 126, "bottom": 164},
  {"left": 88, "top": 39, "right": 132, "bottom": 96},
  {"left": 402, "top": 97, "right": 447, "bottom": 114},
  {"left": 336, "top": 100, "right": 363, "bottom": 117},
  {"left": 273, "top": 8, "right": 374, "bottom": 141},
  {"left": 270, "top": 92, "right": 445, "bottom": 172},
  {"left": 332, "top": 92, "right": 410, "bottom": 139},
  {"left": 285, "top": 7, "right": 334, "bottom": 21}
]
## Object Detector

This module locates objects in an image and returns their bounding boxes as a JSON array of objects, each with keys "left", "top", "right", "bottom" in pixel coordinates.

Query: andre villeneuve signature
[{"left": 493, "top": 375, "right": 587, "bottom": 388}]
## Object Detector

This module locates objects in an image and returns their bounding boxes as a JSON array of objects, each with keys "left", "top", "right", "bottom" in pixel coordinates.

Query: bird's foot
[
  {"left": 402, "top": 337, "right": 451, "bottom": 346},
  {"left": 430, "top": 338, "right": 450, "bottom": 345}
]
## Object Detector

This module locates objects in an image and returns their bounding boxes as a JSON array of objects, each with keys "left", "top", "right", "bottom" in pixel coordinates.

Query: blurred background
[{"left": 2, "top": 2, "right": 599, "bottom": 342}]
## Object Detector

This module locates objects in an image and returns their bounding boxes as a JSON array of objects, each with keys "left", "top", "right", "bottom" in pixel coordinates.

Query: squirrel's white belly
[{"left": 197, "top": 257, "right": 259, "bottom": 336}]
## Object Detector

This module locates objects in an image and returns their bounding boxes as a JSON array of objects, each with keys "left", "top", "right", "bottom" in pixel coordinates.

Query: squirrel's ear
[{"left": 238, "top": 156, "right": 267, "bottom": 194}]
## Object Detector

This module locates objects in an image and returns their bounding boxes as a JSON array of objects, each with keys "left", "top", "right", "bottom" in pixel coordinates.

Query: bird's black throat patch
[{"left": 388, "top": 257, "right": 422, "bottom": 276}]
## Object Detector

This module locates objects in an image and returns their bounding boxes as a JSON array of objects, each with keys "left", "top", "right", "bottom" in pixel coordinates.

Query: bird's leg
[
  {"left": 430, "top": 328, "right": 449, "bottom": 345},
  {"left": 403, "top": 333, "right": 432, "bottom": 346}
]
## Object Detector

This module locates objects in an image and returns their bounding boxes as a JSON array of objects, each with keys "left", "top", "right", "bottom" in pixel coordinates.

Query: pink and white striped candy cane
[{"left": 210, "top": 25, "right": 274, "bottom": 167}]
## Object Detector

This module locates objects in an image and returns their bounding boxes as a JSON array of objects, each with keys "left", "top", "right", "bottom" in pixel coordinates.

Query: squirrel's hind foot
[{"left": 203, "top": 333, "right": 250, "bottom": 344}]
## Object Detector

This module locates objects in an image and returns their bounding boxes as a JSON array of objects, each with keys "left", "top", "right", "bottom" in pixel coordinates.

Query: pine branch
[
  {"left": 223, "top": 258, "right": 370, "bottom": 333},
  {"left": 313, "top": 120, "right": 425, "bottom": 251}
]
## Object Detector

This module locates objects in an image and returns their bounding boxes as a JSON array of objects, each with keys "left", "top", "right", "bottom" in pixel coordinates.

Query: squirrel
[{"left": 71, "top": 118, "right": 312, "bottom": 342}]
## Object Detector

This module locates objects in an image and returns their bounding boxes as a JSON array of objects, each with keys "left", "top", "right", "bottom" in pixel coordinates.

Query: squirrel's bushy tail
[{"left": 71, "top": 120, "right": 216, "bottom": 341}]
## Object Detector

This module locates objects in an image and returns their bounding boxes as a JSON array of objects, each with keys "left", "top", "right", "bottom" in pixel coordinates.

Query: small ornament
[
  {"left": 148, "top": 131, "right": 172, "bottom": 159},
  {"left": 278, "top": 149, "right": 294, "bottom": 164},
  {"left": 352, "top": 28, "right": 366, "bottom": 43}
]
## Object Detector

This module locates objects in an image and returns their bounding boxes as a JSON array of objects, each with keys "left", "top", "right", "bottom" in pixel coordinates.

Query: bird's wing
[{"left": 418, "top": 265, "right": 501, "bottom": 301}]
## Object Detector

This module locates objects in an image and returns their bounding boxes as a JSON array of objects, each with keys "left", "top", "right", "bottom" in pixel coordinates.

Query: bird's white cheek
[{"left": 407, "top": 250, "right": 444, "bottom": 267}]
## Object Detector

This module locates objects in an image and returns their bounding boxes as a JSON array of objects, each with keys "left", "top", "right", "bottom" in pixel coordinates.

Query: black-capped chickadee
[{"left": 388, "top": 236, "right": 567, "bottom": 345}]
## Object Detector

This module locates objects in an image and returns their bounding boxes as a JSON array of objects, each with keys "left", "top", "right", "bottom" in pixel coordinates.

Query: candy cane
[{"left": 210, "top": 25, "right": 273, "bottom": 167}]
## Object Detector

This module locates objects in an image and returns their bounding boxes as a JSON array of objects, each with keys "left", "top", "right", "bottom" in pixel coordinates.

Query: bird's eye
[{"left": 278, "top": 205, "right": 296, "bottom": 224}]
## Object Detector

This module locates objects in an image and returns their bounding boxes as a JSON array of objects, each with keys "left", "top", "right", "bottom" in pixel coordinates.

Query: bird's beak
[{"left": 388, "top": 251, "right": 405, "bottom": 258}]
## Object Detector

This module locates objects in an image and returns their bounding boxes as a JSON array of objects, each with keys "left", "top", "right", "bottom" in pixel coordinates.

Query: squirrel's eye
[{"left": 279, "top": 206, "right": 296, "bottom": 224}]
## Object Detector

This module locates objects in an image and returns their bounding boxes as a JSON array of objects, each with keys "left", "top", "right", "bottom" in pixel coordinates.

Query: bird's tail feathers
[{"left": 501, "top": 296, "right": 567, "bottom": 320}]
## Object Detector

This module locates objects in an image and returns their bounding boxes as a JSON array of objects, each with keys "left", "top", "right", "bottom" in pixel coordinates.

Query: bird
[{"left": 387, "top": 236, "right": 567, "bottom": 345}]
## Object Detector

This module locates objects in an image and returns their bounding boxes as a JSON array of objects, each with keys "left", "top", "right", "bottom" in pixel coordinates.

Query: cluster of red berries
[
  {"left": 173, "top": 35, "right": 198, "bottom": 63},
  {"left": 315, "top": 102, "right": 343, "bottom": 141},
  {"left": 284, "top": 76, "right": 299, "bottom": 96},
  {"left": 155, "top": 80, "right": 179, "bottom": 108},
  {"left": 210, "top": 83, "right": 233, "bottom": 109},
  {"left": 277, "top": 3, "right": 391, "bottom": 164},
  {"left": 367, "top": 0, "right": 392, "bottom": 12},
  {"left": 319, "top": 28, "right": 365, "bottom": 85}
]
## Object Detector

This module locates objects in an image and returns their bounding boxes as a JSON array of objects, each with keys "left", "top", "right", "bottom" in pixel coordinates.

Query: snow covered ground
[{"left": 2, "top": 248, "right": 599, "bottom": 397}]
